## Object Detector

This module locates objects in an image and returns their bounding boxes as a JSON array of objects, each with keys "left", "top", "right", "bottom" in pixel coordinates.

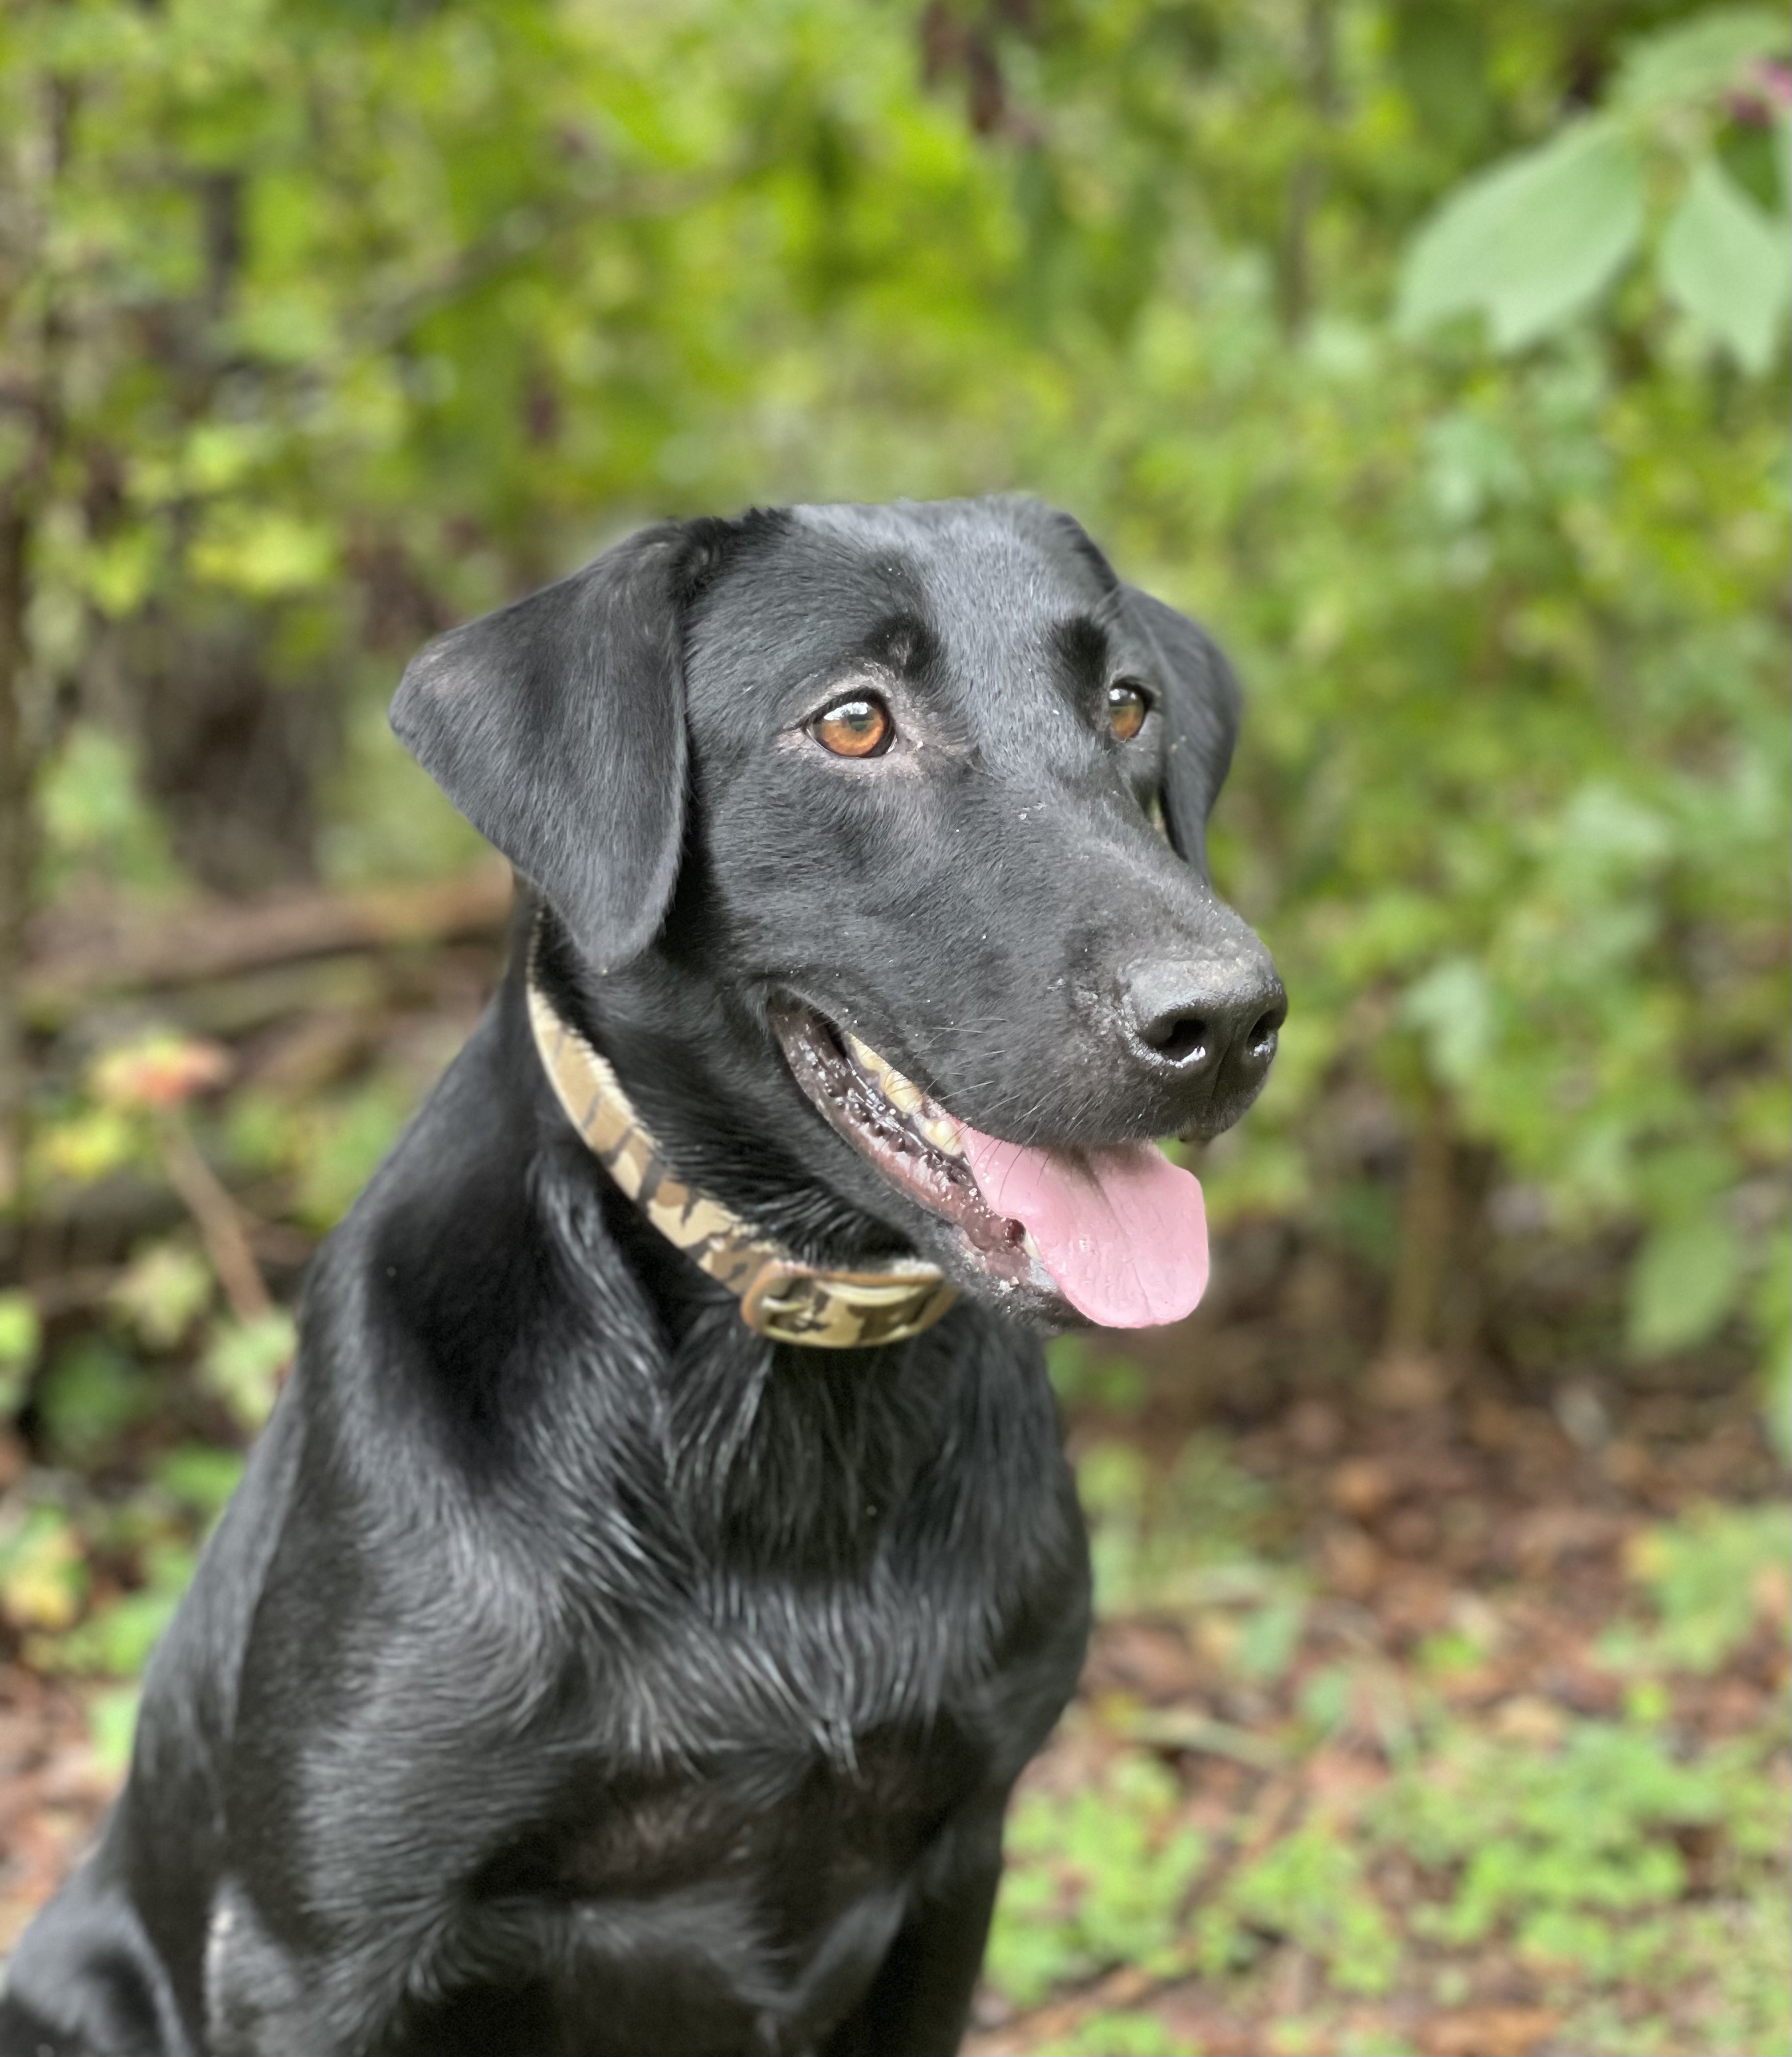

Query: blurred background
[{"left": 0, "top": 2, "right": 1787, "bottom": 2050}]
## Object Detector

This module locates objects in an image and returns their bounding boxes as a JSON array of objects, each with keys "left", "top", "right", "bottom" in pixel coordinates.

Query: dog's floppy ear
[
  {"left": 1123, "top": 586, "right": 1243, "bottom": 877},
  {"left": 391, "top": 523, "right": 689, "bottom": 973}
]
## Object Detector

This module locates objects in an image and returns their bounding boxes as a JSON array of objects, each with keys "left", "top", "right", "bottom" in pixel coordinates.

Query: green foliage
[
  {"left": 1369, "top": 1717, "right": 1780, "bottom": 1972},
  {"left": 52, "top": 1544, "right": 195, "bottom": 1678},
  {"left": 108, "top": 1241, "right": 215, "bottom": 1352},
  {"left": 1399, "top": 10, "right": 1791, "bottom": 363},
  {"left": 987, "top": 1749, "right": 1207, "bottom": 2008},
  {"left": 153, "top": 1442, "right": 246, "bottom": 1519},
  {"left": 3, "top": 6, "right": 1787, "bottom": 2037},
  {"left": 1399, "top": 120, "right": 1648, "bottom": 350},
  {"left": 3, "top": 0, "right": 1785, "bottom": 1418},
  {"left": 201, "top": 1310, "right": 295, "bottom": 1432},
  {"left": 1666, "top": 1890, "right": 1792, "bottom": 2057},
  {"left": 283, "top": 1077, "right": 417, "bottom": 1230},
  {"left": 86, "top": 1685, "right": 144, "bottom": 1778},
  {"left": 1658, "top": 154, "right": 1792, "bottom": 372},
  {"left": 1077, "top": 1434, "right": 1280, "bottom": 1614},
  {"left": 35, "top": 725, "right": 184, "bottom": 901},
  {"left": 1038, "top": 2012, "right": 1194, "bottom": 2057},
  {"left": 1210, "top": 1823, "right": 1401, "bottom": 1997},
  {"left": 0, "top": 1291, "right": 42, "bottom": 1416},
  {"left": 1627, "top": 1212, "right": 1742, "bottom": 1358},
  {"left": 0, "top": 1502, "right": 86, "bottom": 1633},
  {"left": 1618, "top": 1499, "right": 1791, "bottom": 1674},
  {"left": 35, "top": 1337, "right": 157, "bottom": 1467},
  {"left": 1046, "top": 1335, "right": 1148, "bottom": 1415},
  {"left": 983, "top": 1484, "right": 1789, "bottom": 2045}
]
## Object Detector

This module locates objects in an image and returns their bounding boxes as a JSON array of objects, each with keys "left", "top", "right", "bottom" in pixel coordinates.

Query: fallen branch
[{"left": 23, "top": 861, "right": 514, "bottom": 1025}]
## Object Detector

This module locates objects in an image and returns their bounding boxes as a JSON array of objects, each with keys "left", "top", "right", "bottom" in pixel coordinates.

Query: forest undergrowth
[{"left": 1, "top": 880, "right": 1785, "bottom": 2057}]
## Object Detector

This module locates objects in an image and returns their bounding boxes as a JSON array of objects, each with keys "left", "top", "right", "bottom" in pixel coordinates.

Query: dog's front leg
[{"left": 821, "top": 1802, "right": 1004, "bottom": 2057}]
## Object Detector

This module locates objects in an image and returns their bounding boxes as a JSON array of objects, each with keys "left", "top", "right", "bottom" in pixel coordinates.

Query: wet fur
[{"left": 2, "top": 498, "right": 1273, "bottom": 2055}]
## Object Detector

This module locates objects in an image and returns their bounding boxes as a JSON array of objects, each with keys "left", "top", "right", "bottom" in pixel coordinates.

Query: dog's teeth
[
  {"left": 846, "top": 1033, "right": 887, "bottom": 1078},
  {"left": 1021, "top": 1228, "right": 1045, "bottom": 1262},
  {"left": 922, "top": 1115, "right": 962, "bottom": 1155},
  {"left": 881, "top": 1067, "right": 924, "bottom": 1117},
  {"left": 844, "top": 1029, "right": 953, "bottom": 1136}
]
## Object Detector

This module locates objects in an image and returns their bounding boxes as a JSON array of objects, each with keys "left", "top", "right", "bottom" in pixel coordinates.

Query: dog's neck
[
  {"left": 477, "top": 912, "right": 1013, "bottom": 1570},
  {"left": 524, "top": 910, "right": 955, "bottom": 1351}
]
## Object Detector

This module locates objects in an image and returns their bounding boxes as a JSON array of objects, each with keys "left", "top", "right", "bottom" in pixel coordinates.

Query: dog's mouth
[{"left": 770, "top": 1002, "right": 1209, "bottom": 1329}]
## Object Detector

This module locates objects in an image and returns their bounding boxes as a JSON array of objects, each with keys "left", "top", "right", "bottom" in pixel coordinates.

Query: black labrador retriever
[{"left": 1, "top": 497, "right": 1283, "bottom": 2056}]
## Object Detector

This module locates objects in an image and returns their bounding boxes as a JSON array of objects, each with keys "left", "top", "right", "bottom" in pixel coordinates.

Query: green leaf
[
  {"left": 1627, "top": 1502, "right": 1792, "bottom": 1672},
  {"left": 1752, "top": 1230, "right": 1792, "bottom": 1462},
  {"left": 109, "top": 1241, "right": 215, "bottom": 1351},
  {"left": 86, "top": 1685, "right": 142, "bottom": 1779},
  {"left": 1402, "top": 958, "right": 1496, "bottom": 1088},
  {"left": 1613, "top": 9, "right": 1789, "bottom": 116},
  {"left": 987, "top": 1751, "right": 1205, "bottom": 2008},
  {"left": 1627, "top": 1213, "right": 1742, "bottom": 1357},
  {"left": 155, "top": 1444, "right": 247, "bottom": 1519},
  {"left": 1398, "top": 118, "right": 1646, "bottom": 349},
  {"left": 201, "top": 1311, "right": 296, "bottom": 1431},
  {"left": 0, "top": 1291, "right": 42, "bottom": 1416},
  {"left": 0, "top": 1506, "right": 86, "bottom": 1633},
  {"left": 187, "top": 509, "right": 337, "bottom": 597},
  {"left": 37, "top": 1338, "right": 155, "bottom": 1465},
  {"left": 36, "top": 724, "right": 181, "bottom": 895},
  {"left": 1658, "top": 158, "right": 1791, "bottom": 374},
  {"left": 1392, "top": 5, "right": 1494, "bottom": 151},
  {"left": 1226, "top": 1824, "right": 1401, "bottom": 1997}
]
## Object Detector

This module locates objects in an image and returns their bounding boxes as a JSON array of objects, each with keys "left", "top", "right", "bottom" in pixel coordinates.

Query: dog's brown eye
[
  {"left": 812, "top": 696, "right": 894, "bottom": 758},
  {"left": 1106, "top": 683, "right": 1149, "bottom": 743}
]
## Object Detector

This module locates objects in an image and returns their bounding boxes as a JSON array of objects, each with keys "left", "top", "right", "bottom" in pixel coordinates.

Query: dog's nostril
[
  {"left": 1140, "top": 1013, "right": 1208, "bottom": 1065},
  {"left": 1126, "top": 962, "right": 1286, "bottom": 1075}
]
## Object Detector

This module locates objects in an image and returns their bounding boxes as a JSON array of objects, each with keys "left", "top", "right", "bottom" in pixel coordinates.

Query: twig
[
  {"left": 153, "top": 1122, "right": 271, "bottom": 1324},
  {"left": 1118, "top": 1706, "right": 1288, "bottom": 1772}
]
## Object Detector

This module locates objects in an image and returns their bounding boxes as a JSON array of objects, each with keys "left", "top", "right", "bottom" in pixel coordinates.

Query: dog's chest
[
  {"left": 529, "top": 1709, "right": 986, "bottom": 1910},
  {"left": 423, "top": 1652, "right": 1019, "bottom": 2052},
  {"left": 531, "top": 1564, "right": 1052, "bottom": 1896},
  {"left": 420, "top": 1554, "right": 1074, "bottom": 2038}
]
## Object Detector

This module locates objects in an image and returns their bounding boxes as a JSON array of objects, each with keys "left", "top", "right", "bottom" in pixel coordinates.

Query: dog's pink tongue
[{"left": 959, "top": 1127, "right": 1209, "bottom": 1328}]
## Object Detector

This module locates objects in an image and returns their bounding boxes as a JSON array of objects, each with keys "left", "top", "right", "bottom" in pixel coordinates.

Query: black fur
[{"left": 3, "top": 497, "right": 1280, "bottom": 2055}]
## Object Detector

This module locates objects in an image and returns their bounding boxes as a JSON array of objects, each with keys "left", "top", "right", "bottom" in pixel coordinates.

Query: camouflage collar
[{"left": 524, "top": 952, "right": 957, "bottom": 1350}]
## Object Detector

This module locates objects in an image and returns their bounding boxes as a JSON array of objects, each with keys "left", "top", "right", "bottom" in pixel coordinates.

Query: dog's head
[{"left": 393, "top": 498, "right": 1283, "bottom": 1331}]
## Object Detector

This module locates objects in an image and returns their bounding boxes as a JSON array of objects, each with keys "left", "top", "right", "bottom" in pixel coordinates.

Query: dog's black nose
[{"left": 1122, "top": 958, "right": 1287, "bottom": 1086}]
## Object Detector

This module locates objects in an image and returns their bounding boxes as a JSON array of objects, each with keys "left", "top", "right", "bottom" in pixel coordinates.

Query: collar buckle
[{"left": 740, "top": 1259, "right": 958, "bottom": 1347}]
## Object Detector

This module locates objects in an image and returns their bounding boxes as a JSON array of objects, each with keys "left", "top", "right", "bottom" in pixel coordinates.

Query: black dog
[{"left": 2, "top": 498, "right": 1282, "bottom": 2055}]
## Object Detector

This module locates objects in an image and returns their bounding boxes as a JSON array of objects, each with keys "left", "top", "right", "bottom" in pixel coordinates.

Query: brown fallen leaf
[
  {"left": 1321, "top": 1522, "right": 1385, "bottom": 1598},
  {"left": 1421, "top": 2006, "right": 1560, "bottom": 2057},
  {"left": 1089, "top": 1618, "right": 1205, "bottom": 1702},
  {"left": 1490, "top": 1695, "right": 1569, "bottom": 1747},
  {"left": 1328, "top": 1455, "right": 1401, "bottom": 1519}
]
